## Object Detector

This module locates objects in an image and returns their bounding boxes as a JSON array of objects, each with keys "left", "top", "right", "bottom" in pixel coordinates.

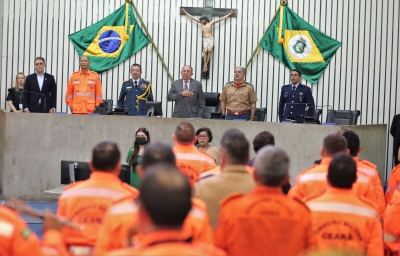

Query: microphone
[{"left": 23, "top": 90, "right": 46, "bottom": 113}]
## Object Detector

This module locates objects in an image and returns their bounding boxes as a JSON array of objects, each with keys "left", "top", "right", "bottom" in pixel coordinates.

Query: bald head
[
  {"left": 141, "top": 143, "right": 176, "bottom": 170},
  {"left": 175, "top": 122, "right": 195, "bottom": 144},
  {"left": 323, "top": 134, "right": 348, "bottom": 156},
  {"left": 139, "top": 164, "right": 192, "bottom": 227},
  {"left": 254, "top": 146, "right": 289, "bottom": 186}
]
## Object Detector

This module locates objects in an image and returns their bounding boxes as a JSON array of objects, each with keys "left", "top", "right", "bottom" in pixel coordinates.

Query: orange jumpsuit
[
  {"left": 57, "top": 171, "right": 138, "bottom": 251},
  {"left": 214, "top": 186, "right": 316, "bottom": 256},
  {"left": 383, "top": 185, "right": 400, "bottom": 255},
  {"left": 65, "top": 70, "right": 102, "bottom": 114},
  {"left": 94, "top": 196, "right": 213, "bottom": 255},
  {"left": 305, "top": 187, "right": 383, "bottom": 255},
  {"left": 173, "top": 143, "right": 216, "bottom": 186},
  {"left": 0, "top": 205, "right": 68, "bottom": 256},
  {"left": 289, "top": 158, "right": 377, "bottom": 208},
  {"left": 386, "top": 164, "right": 400, "bottom": 204},
  {"left": 106, "top": 230, "right": 226, "bottom": 256}
]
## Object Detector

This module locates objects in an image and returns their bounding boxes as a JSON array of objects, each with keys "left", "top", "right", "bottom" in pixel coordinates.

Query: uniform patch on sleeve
[{"left": 21, "top": 228, "right": 32, "bottom": 239}]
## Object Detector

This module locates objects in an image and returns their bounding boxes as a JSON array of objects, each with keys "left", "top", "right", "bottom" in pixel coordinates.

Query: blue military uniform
[
  {"left": 278, "top": 83, "right": 315, "bottom": 123},
  {"left": 117, "top": 78, "right": 154, "bottom": 116}
]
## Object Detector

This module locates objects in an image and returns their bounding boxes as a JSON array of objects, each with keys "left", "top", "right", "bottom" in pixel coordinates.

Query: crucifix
[{"left": 180, "top": 0, "right": 237, "bottom": 79}]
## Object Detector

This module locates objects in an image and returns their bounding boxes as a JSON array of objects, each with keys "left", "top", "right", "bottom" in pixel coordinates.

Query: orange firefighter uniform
[
  {"left": 65, "top": 70, "right": 102, "bottom": 114},
  {"left": 94, "top": 196, "right": 213, "bottom": 255},
  {"left": 0, "top": 205, "right": 68, "bottom": 256},
  {"left": 106, "top": 230, "right": 226, "bottom": 256},
  {"left": 214, "top": 186, "right": 316, "bottom": 256},
  {"left": 57, "top": 171, "right": 138, "bottom": 253},
  {"left": 383, "top": 184, "right": 400, "bottom": 255},
  {"left": 386, "top": 164, "right": 400, "bottom": 204},
  {"left": 306, "top": 187, "right": 383, "bottom": 255},
  {"left": 289, "top": 158, "right": 377, "bottom": 208},
  {"left": 173, "top": 143, "right": 216, "bottom": 186}
]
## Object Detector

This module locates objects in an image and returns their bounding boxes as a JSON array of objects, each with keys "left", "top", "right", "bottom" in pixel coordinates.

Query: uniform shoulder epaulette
[
  {"left": 360, "top": 160, "right": 377, "bottom": 169},
  {"left": 282, "top": 84, "right": 290, "bottom": 88},
  {"left": 121, "top": 182, "right": 139, "bottom": 195},
  {"left": 357, "top": 195, "right": 379, "bottom": 214},
  {"left": 123, "top": 78, "right": 131, "bottom": 83},
  {"left": 72, "top": 70, "right": 81, "bottom": 74},
  {"left": 292, "top": 196, "right": 311, "bottom": 212},
  {"left": 143, "top": 78, "right": 151, "bottom": 83},
  {"left": 225, "top": 81, "right": 233, "bottom": 85},
  {"left": 220, "top": 192, "right": 243, "bottom": 206},
  {"left": 245, "top": 82, "right": 253, "bottom": 87},
  {"left": 89, "top": 70, "right": 98, "bottom": 75}
]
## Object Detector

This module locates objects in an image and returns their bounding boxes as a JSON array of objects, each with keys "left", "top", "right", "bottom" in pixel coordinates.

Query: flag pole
[
  {"left": 245, "top": 6, "right": 281, "bottom": 69},
  {"left": 128, "top": 0, "right": 174, "bottom": 82}
]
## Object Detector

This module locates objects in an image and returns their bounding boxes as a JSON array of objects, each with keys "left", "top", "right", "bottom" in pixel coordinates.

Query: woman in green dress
[{"left": 126, "top": 127, "right": 150, "bottom": 188}]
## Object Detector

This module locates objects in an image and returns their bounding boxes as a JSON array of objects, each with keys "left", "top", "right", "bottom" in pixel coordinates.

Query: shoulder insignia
[
  {"left": 143, "top": 78, "right": 150, "bottom": 83},
  {"left": 292, "top": 197, "right": 311, "bottom": 212},
  {"left": 89, "top": 70, "right": 98, "bottom": 75},
  {"left": 225, "top": 81, "right": 233, "bottom": 85},
  {"left": 123, "top": 79, "right": 131, "bottom": 83},
  {"left": 21, "top": 228, "right": 32, "bottom": 239},
  {"left": 360, "top": 160, "right": 377, "bottom": 169},
  {"left": 220, "top": 192, "right": 243, "bottom": 206},
  {"left": 245, "top": 82, "right": 253, "bottom": 87},
  {"left": 282, "top": 84, "right": 290, "bottom": 87}
]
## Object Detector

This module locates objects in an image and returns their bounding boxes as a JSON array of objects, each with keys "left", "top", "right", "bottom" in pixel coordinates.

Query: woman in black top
[{"left": 6, "top": 72, "right": 26, "bottom": 112}]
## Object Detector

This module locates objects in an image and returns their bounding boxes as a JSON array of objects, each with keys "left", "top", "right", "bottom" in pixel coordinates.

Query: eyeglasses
[{"left": 198, "top": 135, "right": 208, "bottom": 138}]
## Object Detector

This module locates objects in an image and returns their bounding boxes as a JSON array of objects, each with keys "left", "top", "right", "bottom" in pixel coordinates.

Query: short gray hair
[
  {"left": 235, "top": 66, "right": 246, "bottom": 75},
  {"left": 254, "top": 146, "right": 289, "bottom": 186},
  {"left": 181, "top": 65, "right": 193, "bottom": 72}
]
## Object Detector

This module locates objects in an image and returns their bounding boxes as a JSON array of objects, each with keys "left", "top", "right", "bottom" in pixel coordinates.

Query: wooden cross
[{"left": 180, "top": 0, "right": 237, "bottom": 79}]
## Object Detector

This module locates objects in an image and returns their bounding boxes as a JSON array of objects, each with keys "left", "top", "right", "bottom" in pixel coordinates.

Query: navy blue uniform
[
  {"left": 117, "top": 78, "right": 154, "bottom": 116},
  {"left": 278, "top": 83, "right": 315, "bottom": 123}
]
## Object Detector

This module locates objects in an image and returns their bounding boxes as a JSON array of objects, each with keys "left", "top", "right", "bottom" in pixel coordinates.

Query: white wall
[{"left": 1, "top": 0, "right": 399, "bottom": 178}]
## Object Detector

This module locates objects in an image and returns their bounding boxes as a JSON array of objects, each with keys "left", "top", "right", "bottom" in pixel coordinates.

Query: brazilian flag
[
  {"left": 68, "top": 2, "right": 149, "bottom": 73},
  {"left": 259, "top": 3, "right": 341, "bottom": 84}
]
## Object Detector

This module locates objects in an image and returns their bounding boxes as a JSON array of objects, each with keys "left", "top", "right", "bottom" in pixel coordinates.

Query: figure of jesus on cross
[{"left": 181, "top": 8, "right": 234, "bottom": 76}]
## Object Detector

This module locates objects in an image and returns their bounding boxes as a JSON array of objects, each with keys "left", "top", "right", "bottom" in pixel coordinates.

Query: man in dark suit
[
  {"left": 167, "top": 66, "right": 205, "bottom": 118},
  {"left": 278, "top": 70, "right": 315, "bottom": 123},
  {"left": 391, "top": 114, "right": 400, "bottom": 166},
  {"left": 23, "top": 57, "right": 57, "bottom": 113}
]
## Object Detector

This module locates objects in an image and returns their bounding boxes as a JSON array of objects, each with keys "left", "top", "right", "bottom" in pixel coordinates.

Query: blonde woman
[{"left": 6, "top": 72, "right": 26, "bottom": 112}]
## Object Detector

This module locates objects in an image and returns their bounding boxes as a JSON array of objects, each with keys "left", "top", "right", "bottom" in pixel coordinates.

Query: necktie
[
  {"left": 292, "top": 86, "right": 296, "bottom": 91},
  {"left": 184, "top": 81, "right": 188, "bottom": 90},
  {"left": 134, "top": 81, "right": 138, "bottom": 89}
]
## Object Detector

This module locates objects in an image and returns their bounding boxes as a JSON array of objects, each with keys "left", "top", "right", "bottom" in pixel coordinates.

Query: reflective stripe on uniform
[
  {"left": 357, "top": 167, "right": 376, "bottom": 177},
  {"left": 356, "top": 175, "right": 369, "bottom": 183},
  {"left": 298, "top": 173, "right": 326, "bottom": 182},
  {"left": 188, "top": 207, "right": 205, "bottom": 220},
  {"left": 175, "top": 153, "right": 214, "bottom": 165},
  {"left": 307, "top": 202, "right": 377, "bottom": 218},
  {"left": 65, "top": 95, "right": 73, "bottom": 99},
  {"left": 384, "top": 233, "right": 398, "bottom": 242},
  {"left": 59, "top": 188, "right": 127, "bottom": 200},
  {"left": 73, "top": 92, "right": 95, "bottom": 97},
  {"left": 109, "top": 202, "right": 138, "bottom": 215},
  {"left": 95, "top": 96, "right": 102, "bottom": 100},
  {"left": 69, "top": 245, "right": 94, "bottom": 255},
  {"left": 0, "top": 220, "right": 15, "bottom": 237}
]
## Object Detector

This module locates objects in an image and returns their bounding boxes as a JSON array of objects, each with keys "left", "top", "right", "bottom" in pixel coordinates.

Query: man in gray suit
[{"left": 167, "top": 66, "right": 205, "bottom": 118}]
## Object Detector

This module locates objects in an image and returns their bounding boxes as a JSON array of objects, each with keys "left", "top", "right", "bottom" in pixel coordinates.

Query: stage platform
[{"left": 0, "top": 109, "right": 387, "bottom": 201}]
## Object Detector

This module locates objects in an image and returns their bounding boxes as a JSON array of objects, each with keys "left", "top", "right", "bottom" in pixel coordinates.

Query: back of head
[
  {"left": 175, "top": 122, "right": 195, "bottom": 144},
  {"left": 328, "top": 153, "right": 357, "bottom": 189},
  {"left": 253, "top": 131, "right": 275, "bottom": 153},
  {"left": 323, "top": 134, "right": 348, "bottom": 156},
  {"left": 91, "top": 141, "right": 120, "bottom": 171},
  {"left": 139, "top": 164, "right": 192, "bottom": 227},
  {"left": 141, "top": 143, "right": 176, "bottom": 170},
  {"left": 342, "top": 131, "right": 360, "bottom": 157},
  {"left": 254, "top": 146, "right": 289, "bottom": 186},
  {"left": 220, "top": 129, "right": 249, "bottom": 165}
]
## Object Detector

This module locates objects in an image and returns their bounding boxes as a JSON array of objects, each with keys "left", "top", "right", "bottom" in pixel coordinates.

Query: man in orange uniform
[
  {"left": 107, "top": 165, "right": 226, "bottom": 256},
  {"left": 386, "top": 164, "right": 400, "bottom": 204},
  {"left": 342, "top": 130, "right": 385, "bottom": 215},
  {"left": 57, "top": 141, "right": 138, "bottom": 255},
  {"left": 305, "top": 153, "right": 383, "bottom": 255},
  {"left": 383, "top": 184, "right": 400, "bottom": 255},
  {"left": 65, "top": 56, "right": 102, "bottom": 114},
  {"left": 0, "top": 205, "right": 68, "bottom": 256},
  {"left": 214, "top": 146, "right": 316, "bottom": 255},
  {"left": 194, "top": 129, "right": 256, "bottom": 228},
  {"left": 94, "top": 143, "right": 213, "bottom": 255},
  {"left": 173, "top": 122, "right": 215, "bottom": 186},
  {"left": 289, "top": 134, "right": 376, "bottom": 207}
]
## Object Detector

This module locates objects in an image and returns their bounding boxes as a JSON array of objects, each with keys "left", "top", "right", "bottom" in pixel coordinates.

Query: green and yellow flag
[
  {"left": 68, "top": 2, "right": 149, "bottom": 73},
  {"left": 259, "top": 3, "right": 342, "bottom": 83}
]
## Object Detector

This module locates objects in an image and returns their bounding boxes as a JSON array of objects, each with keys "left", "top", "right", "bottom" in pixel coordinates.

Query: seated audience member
[
  {"left": 214, "top": 146, "right": 316, "bottom": 255},
  {"left": 6, "top": 72, "right": 26, "bottom": 112},
  {"left": 385, "top": 164, "right": 400, "bottom": 204},
  {"left": 289, "top": 134, "right": 376, "bottom": 206},
  {"left": 383, "top": 183, "right": 400, "bottom": 254},
  {"left": 94, "top": 143, "right": 213, "bottom": 255},
  {"left": 57, "top": 141, "right": 138, "bottom": 254},
  {"left": 126, "top": 127, "right": 150, "bottom": 188},
  {"left": 342, "top": 130, "right": 385, "bottom": 215},
  {"left": 107, "top": 165, "right": 225, "bottom": 256},
  {"left": 195, "top": 127, "right": 220, "bottom": 165},
  {"left": 306, "top": 153, "right": 383, "bottom": 255},
  {"left": 173, "top": 122, "right": 215, "bottom": 186},
  {"left": 193, "top": 129, "right": 256, "bottom": 228}
]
